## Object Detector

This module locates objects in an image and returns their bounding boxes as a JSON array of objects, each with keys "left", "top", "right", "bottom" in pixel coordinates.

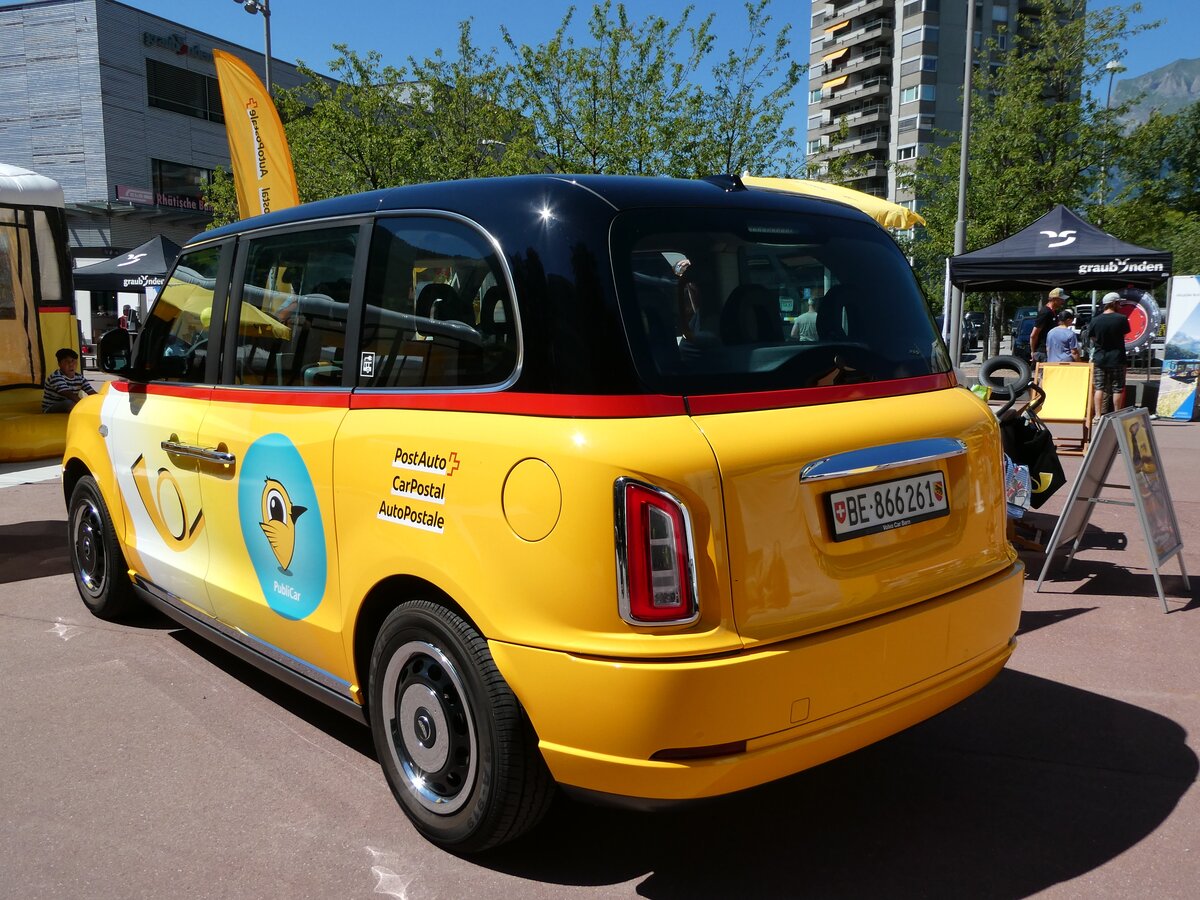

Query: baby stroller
[{"left": 977, "top": 356, "right": 1067, "bottom": 547}]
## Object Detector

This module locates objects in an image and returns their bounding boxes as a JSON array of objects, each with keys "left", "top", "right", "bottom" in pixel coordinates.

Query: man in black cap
[
  {"left": 1089, "top": 292, "right": 1132, "bottom": 416},
  {"left": 1030, "top": 287, "right": 1068, "bottom": 363}
]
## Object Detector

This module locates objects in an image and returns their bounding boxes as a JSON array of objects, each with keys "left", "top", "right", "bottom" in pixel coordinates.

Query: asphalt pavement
[{"left": 1, "top": 413, "right": 1198, "bottom": 899}]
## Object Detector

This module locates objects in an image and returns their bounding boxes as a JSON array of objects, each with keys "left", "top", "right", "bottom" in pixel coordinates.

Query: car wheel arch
[{"left": 351, "top": 575, "right": 485, "bottom": 719}]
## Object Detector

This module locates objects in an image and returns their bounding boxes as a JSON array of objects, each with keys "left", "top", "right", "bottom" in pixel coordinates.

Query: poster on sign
[{"left": 1157, "top": 275, "right": 1200, "bottom": 421}]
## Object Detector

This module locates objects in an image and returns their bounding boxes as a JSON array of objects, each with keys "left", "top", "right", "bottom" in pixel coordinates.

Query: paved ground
[{"left": 1, "top": 415, "right": 1197, "bottom": 899}]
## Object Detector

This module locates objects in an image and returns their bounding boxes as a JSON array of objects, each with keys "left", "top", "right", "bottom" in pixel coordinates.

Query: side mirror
[{"left": 98, "top": 327, "right": 131, "bottom": 374}]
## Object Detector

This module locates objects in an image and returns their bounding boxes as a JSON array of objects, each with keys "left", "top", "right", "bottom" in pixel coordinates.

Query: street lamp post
[
  {"left": 1098, "top": 59, "right": 1124, "bottom": 222},
  {"left": 235, "top": 0, "right": 272, "bottom": 97},
  {"left": 947, "top": 0, "right": 978, "bottom": 365}
]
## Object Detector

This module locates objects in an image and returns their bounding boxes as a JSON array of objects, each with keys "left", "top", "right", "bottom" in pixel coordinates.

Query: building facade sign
[{"left": 143, "top": 31, "right": 214, "bottom": 63}]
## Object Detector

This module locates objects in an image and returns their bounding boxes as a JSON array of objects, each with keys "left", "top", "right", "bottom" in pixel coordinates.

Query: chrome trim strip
[
  {"left": 799, "top": 437, "right": 968, "bottom": 483},
  {"left": 613, "top": 477, "right": 701, "bottom": 627},
  {"left": 132, "top": 577, "right": 366, "bottom": 723}
]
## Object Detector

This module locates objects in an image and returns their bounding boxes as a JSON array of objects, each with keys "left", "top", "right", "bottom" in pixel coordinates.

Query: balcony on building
[
  {"left": 815, "top": 101, "right": 890, "bottom": 137},
  {"left": 820, "top": 17, "right": 895, "bottom": 54},
  {"left": 817, "top": 73, "right": 891, "bottom": 115},
  {"left": 817, "top": 45, "right": 892, "bottom": 80},
  {"left": 825, "top": 0, "right": 888, "bottom": 22}
]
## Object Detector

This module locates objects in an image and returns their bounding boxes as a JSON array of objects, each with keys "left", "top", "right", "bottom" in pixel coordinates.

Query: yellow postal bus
[{"left": 64, "top": 175, "right": 1022, "bottom": 851}]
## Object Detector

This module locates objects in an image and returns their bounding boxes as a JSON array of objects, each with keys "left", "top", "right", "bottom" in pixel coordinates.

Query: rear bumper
[{"left": 490, "top": 560, "right": 1023, "bottom": 801}]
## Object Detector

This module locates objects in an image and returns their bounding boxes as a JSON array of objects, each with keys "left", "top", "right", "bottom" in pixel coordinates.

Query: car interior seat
[{"left": 720, "top": 284, "right": 781, "bottom": 345}]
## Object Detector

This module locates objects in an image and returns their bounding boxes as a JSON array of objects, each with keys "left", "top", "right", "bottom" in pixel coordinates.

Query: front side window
[
  {"left": 612, "top": 208, "right": 949, "bottom": 395},
  {"left": 357, "top": 217, "right": 516, "bottom": 389},
  {"left": 130, "top": 244, "right": 223, "bottom": 383},
  {"left": 234, "top": 225, "right": 357, "bottom": 387}
]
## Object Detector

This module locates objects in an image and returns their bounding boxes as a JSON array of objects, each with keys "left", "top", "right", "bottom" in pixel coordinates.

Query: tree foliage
[
  {"left": 898, "top": 0, "right": 1156, "bottom": 303},
  {"left": 204, "top": 2, "right": 805, "bottom": 227}
]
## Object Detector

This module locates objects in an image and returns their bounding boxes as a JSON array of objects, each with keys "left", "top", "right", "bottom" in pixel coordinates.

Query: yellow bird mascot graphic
[{"left": 260, "top": 478, "right": 307, "bottom": 573}]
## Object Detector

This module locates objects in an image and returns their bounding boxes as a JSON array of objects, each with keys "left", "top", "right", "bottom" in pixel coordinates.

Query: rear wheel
[
  {"left": 368, "top": 600, "right": 554, "bottom": 852},
  {"left": 68, "top": 475, "right": 137, "bottom": 619}
]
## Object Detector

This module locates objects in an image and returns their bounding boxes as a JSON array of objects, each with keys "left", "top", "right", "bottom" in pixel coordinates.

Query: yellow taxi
[{"left": 65, "top": 175, "right": 1022, "bottom": 851}]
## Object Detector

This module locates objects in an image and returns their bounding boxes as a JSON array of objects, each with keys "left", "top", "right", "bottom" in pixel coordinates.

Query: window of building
[
  {"left": 808, "top": 114, "right": 825, "bottom": 130},
  {"left": 146, "top": 59, "right": 224, "bottom": 123},
  {"left": 903, "top": 0, "right": 939, "bottom": 17},
  {"left": 993, "top": 4, "right": 1009, "bottom": 22},
  {"left": 896, "top": 145, "right": 918, "bottom": 162},
  {"left": 901, "top": 26, "right": 939, "bottom": 47},
  {"left": 900, "top": 55, "right": 938, "bottom": 76},
  {"left": 806, "top": 139, "right": 825, "bottom": 155},
  {"left": 810, "top": 88, "right": 823, "bottom": 104},
  {"left": 900, "top": 84, "right": 937, "bottom": 104},
  {"left": 897, "top": 115, "right": 935, "bottom": 134},
  {"left": 152, "top": 160, "right": 214, "bottom": 213}
]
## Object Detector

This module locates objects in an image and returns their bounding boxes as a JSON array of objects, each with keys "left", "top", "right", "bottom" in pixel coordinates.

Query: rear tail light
[{"left": 614, "top": 478, "right": 699, "bottom": 626}]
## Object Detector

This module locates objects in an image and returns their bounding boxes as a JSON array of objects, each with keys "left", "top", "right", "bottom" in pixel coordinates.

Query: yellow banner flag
[{"left": 212, "top": 49, "right": 300, "bottom": 219}]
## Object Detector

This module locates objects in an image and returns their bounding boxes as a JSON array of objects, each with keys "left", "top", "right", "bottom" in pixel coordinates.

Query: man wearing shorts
[{"left": 1088, "top": 292, "right": 1131, "bottom": 416}]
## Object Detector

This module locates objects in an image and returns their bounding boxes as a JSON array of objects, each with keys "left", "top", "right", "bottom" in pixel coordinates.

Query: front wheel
[
  {"left": 368, "top": 600, "right": 554, "bottom": 852},
  {"left": 68, "top": 475, "right": 137, "bottom": 619}
]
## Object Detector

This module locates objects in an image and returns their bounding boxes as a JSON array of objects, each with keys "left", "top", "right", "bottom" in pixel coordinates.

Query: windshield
[{"left": 611, "top": 207, "right": 950, "bottom": 395}]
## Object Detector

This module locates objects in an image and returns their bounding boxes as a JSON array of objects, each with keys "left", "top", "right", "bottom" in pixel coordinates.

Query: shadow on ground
[
  {"left": 0, "top": 520, "right": 72, "bottom": 585},
  {"left": 152, "top": 617, "right": 1199, "bottom": 899},
  {"left": 483, "top": 670, "right": 1198, "bottom": 898}
]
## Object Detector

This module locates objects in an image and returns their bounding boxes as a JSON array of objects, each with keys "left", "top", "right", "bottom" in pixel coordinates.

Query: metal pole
[
  {"left": 948, "top": 0, "right": 977, "bottom": 366},
  {"left": 1098, "top": 60, "right": 1121, "bottom": 225},
  {"left": 262, "top": 0, "right": 272, "bottom": 98}
]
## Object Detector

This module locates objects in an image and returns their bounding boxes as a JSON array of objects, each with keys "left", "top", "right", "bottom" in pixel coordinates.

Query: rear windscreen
[{"left": 611, "top": 207, "right": 950, "bottom": 395}]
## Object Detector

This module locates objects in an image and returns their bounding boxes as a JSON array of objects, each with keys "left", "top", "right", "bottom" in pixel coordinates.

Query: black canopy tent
[
  {"left": 72, "top": 235, "right": 181, "bottom": 292},
  {"left": 949, "top": 205, "right": 1172, "bottom": 292}
]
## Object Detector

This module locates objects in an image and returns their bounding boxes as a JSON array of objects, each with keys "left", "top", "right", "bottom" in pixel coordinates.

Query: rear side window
[
  {"left": 130, "top": 244, "right": 223, "bottom": 383},
  {"left": 357, "top": 217, "right": 517, "bottom": 389},
  {"left": 233, "top": 225, "right": 357, "bottom": 387},
  {"left": 612, "top": 208, "right": 949, "bottom": 395}
]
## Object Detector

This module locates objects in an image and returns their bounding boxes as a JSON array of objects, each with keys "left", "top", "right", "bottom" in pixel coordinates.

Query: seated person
[{"left": 43, "top": 348, "right": 97, "bottom": 413}]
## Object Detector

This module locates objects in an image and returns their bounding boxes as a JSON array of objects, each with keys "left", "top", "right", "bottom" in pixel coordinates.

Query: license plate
[{"left": 826, "top": 471, "right": 949, "bottom": 541}]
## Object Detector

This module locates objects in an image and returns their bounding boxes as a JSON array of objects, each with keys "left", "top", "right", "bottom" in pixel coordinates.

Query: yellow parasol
[
  {"left": 741, "top": 175, "right": 927, "bottom": 230},
  {"left": 174, "top": 290, "right": 291, "bottom": 340}
]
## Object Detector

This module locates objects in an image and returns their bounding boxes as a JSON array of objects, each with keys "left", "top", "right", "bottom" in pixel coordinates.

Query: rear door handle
[{"left": 161, "top": 440, "right": 237, "bottom": 466}]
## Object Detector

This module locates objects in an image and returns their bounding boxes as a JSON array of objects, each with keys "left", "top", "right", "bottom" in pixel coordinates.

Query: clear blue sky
[{"left": 9, "top": 1, "right": 1199, "bottom": 133}]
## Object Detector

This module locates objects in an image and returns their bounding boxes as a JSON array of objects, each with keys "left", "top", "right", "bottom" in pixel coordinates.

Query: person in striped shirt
[{"left": 42, "top": 348, "right": 96, "bottom": 413}]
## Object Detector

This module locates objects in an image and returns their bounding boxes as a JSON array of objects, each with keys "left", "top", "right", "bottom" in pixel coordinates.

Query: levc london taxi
[{"left": 65, "top": 175, "right": 1023, "bottom": 852}]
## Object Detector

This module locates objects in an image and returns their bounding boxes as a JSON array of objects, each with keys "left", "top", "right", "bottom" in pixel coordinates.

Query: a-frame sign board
[{"left": 1036, "top": 408, "right": 1190, "bottom": 612}]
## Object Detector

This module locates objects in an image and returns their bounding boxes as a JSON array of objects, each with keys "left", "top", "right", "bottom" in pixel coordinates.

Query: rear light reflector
[{"left": 615, "top": 479, "right": 698, "bottom": 626}]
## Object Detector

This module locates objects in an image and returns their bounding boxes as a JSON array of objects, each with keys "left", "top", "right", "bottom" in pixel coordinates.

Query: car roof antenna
[{"left": 702, "top": 174, "right": 747, "bottom": 192}]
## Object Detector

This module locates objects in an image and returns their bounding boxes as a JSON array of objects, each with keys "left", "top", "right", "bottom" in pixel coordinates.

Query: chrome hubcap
[
  {"left": 72, "top": 499, "right": 106, "bottom": 596},
  {"left": 381, "top": 640, "right": 477, "bottom": 814}
]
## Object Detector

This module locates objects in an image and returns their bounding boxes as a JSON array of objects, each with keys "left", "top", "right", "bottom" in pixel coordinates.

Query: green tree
[
  {"left": 503, "top": 1, "right": 715, "bottom": 175},
  {"left": 899, "top": 0, "right": 1156, "bottom": 302},
  {"left": 686, "top": 0, "right": 804, "bottom": 177},
  {"left": 405, "top": 21, "right": 542, "bottom": 181},
  {"left": 503, "top": 0, "right": 803, "bottom": 177},
  {"left": 1109, "top": 102, "right": 1200, "bottom": 273}
]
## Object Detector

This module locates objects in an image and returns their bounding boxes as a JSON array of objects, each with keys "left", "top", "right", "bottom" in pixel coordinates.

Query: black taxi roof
[{"left": 196, "top": 175, "right": 875, "bottom": 245}]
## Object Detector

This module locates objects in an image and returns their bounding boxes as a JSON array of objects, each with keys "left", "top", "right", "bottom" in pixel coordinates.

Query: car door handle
[{"left": 161, "top": 440, "right": 237, "bottom": 466}]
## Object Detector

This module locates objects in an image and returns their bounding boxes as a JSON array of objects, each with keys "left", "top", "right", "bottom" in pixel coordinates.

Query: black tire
[
  {"left": 368, "top": 600, "right": 554, "bottom": 853},
  {"left": 977, "top": 354, "right": 1033, "bottom": 400},
  {"left": 68, "top": 475, "right": 137, "bottom": 620}
]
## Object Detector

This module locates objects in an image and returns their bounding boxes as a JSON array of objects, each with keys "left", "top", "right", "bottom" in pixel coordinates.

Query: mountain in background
[{"left": 1112, "top": 58, "right": 1200, "bottom": 128}]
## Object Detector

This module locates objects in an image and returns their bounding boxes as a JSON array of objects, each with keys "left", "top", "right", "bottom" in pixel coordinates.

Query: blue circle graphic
[{"left": 237, "top": 433, "right": 327, "bottom": 620}]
